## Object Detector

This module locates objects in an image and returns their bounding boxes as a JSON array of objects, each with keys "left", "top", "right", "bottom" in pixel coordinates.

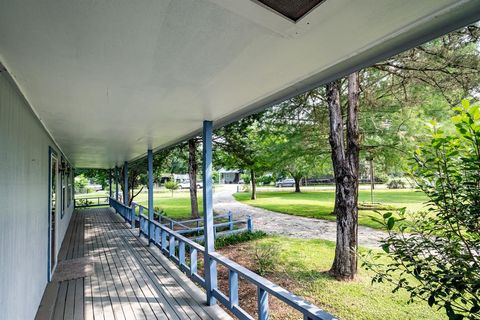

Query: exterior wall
[{"left": 0, "top": 69, "right": 74, "bottom": 319}]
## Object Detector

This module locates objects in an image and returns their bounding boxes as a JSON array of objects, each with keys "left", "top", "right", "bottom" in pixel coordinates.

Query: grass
[
  {"left": 132, "top": 190, "right": 204, "bottom": 220},
  {"left": 234, "top": 189, "right": 428, "bottom": 229},
  {"left": 74, "top": 190, "right": 200, "bottom": 219},
  {"left": 219, "top": 236, "right": 445, "bottom": 320}
]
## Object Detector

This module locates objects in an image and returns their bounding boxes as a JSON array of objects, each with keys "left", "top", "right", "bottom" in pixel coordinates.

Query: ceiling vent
[{"left": 254, "top": 0, "right": 326, "bottom": 22}]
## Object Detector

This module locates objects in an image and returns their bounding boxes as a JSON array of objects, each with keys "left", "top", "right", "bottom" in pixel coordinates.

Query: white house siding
[{"left": 0, "top": 70, "right": 74, "bottom": 319}]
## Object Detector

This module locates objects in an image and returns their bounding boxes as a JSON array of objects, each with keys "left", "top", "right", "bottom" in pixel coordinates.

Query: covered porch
[
  {"left": 2, "top": 1, "right": 480, "bottom": 319},
  {"left": 35, "top": 207, "right": 230, "bottom": 320}
]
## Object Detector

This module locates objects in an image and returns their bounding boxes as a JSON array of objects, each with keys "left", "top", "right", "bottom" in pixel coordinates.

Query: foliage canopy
[{"left": 364, "top": 100, "right": 480, "bottom": 319}]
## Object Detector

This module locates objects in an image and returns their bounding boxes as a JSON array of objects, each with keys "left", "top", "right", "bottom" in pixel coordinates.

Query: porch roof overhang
[{"left": 1, "top": 0, "right": 479, "bottom": 168}]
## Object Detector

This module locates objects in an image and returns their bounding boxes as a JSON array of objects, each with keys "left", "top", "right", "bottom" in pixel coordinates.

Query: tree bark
[
  {"left": 130, "top": 184, "right": 143, "bottom": 206},
  {"left": 294, "top": 177, "right": 301, "bottom": 193},
  {"left": 188, "top": 139, "right": 200, "bottom": 218},
  {"left": 250, "top": 170, "right": 257, "bottom": 200},
  {"left": 327, "top": 73, "right": 360, "bottom": 281}
]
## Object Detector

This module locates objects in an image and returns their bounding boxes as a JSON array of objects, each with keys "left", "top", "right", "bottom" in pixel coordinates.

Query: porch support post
[
  {"left": 124, "top": 161, "right": 129, "bottom": 205},
  {"left": 115, "top": 166, "right": 119, "bottom": 200},
  {"left": 202, "top": 120, "right": 217, "bottom": 305},
  {"left": 147, "top": 149, "right": 154, "bottom": 245},
  {"left": 109, "top": 168, "right": 113, "bottom": 198},
  {"left": 72, "top": 168, "right": 76, "bottom": 204}
]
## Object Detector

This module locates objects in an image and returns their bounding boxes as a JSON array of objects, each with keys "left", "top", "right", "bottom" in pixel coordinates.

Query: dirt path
[{"left": 213, "top": 185, "right": 387, "bottom": 249}]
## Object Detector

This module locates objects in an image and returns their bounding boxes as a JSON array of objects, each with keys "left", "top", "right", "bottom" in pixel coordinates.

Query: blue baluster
[
  {"left": 229, "top": 270, "right": 238, "bottom": 309},
  {"left": 257, "top": 287, "right": 269, "bottom": 320}
]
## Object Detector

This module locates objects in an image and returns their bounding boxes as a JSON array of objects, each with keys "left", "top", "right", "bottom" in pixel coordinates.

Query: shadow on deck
[{"left": 35, "top": 207, "right": 231, "bottom": 320}]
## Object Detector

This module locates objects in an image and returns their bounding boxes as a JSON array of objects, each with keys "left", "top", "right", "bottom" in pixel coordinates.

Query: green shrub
[
  {"left": 258, "top": 175, "right": 274, "bottom": 185},
  {"left": 77, "top": 198, "right": 93, "bottom": 206},
  {"left": 364, "top": 101, "right": 480, "bottom": 319},
  {"left": 253, "top": 242, "right": 280, "bottom": 276},
  {"left": 215, "top": 231, "right": 267, "bottom": 249},
  {"left": 241, "top": 173, "right": 251, "bottom": 184},
  {"left": 387, "top": 179, "right": 406, "bottom": 189}
]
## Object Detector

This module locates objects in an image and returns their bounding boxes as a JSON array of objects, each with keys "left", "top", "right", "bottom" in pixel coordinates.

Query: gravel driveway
[{"left": 213, "top": 185, "right": 387, "bottom": 249}]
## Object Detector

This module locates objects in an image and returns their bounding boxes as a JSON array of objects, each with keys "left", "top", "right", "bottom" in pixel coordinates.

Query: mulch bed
[{"left": 217, "top": 243, "right": 307, "bottom": 320}]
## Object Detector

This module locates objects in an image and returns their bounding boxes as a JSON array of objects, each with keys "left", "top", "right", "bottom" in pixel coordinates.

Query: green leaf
[
  {"left": 381, "top": 244, "right": 390, "bottom": 253},
  {"left": 383, "top": 212, "right": 393, "bottom": 219},
  {"left": 387, "top": 217, "right": 395, "bottom": 230},
  {"left": 470, "top": 305, "right": 480, "bottom": 313}
]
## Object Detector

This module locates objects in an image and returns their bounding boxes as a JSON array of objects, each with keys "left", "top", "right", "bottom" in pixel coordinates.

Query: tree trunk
[
  {"left": 250, "top": 170, "right": 256, "bottom": 200},
  {"left": 188, "top": 139, "right": 200, "bottom": 218},
  {"left": 369, "top": 157, "right": 375, "bottom": 203},
  {"left": 327, "top": 73, "right": 360, "bottom": 281},
  {"left": 294, "top": 177, "right": 301, "bottom": 193}
]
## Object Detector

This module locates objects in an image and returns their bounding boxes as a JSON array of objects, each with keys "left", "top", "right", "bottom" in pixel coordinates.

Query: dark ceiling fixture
[{"left": 255, "top": 0, "right": 326, "bottom": 22}]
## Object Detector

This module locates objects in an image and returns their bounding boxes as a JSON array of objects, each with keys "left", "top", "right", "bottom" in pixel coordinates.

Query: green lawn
[
  {"left": 224, "top": 236, "right": 445, "bottom": 319},
  {"left": 234, "top": 189, "right": 428, "bottom": 229},
  {"left": 133, "top": 190, "right": 203, "bottom": 220}
]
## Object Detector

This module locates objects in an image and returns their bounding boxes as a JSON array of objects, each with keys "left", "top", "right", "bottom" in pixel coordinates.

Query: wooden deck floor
[{"left": 36, "top": 207, "right": 231, "bottom": 320}]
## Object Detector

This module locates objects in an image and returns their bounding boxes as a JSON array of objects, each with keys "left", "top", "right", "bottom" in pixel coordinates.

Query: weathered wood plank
[
  {"left": 94, "top": 213, "right": 138, "bottom": 320},
  {"left": 73, "top": 278, "right": 84, "bottom": 320},
  {"left": 52, "top": 282, "right": 67, "bottom": 320},
  {"left": 84, "top": 215, "right": 94, "bottom": 320},
  {"left": 63, "top": 281, "right": 76, "bottom": 319}
]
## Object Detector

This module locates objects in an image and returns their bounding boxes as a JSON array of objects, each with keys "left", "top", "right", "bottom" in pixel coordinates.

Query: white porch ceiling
[{"left": 1, "top": 0, "right": 479, "bottom": 168}]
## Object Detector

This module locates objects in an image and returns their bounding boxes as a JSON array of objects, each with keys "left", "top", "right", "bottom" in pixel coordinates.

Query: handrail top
[
  {"left": 179, "top": 212, "right": 231, "bottom": 224},
  {"left": 209, "top": 251, "right": 336, "bottom": 320},
  {"left": 128, "top": 200, "right": 236, "bottom": 226},
  {"left": 177, "top": 220, "right": 248, "bottom": 234},
  {"left": 75, "top": 196, "right": 109, "bottom": 199}
]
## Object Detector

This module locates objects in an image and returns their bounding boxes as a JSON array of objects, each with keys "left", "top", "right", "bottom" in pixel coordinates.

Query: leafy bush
[
  {"left": 241, "top": 173, "right": 251, "bottom": 184},
  {"left": 153, "top": 206, "right": 165, "bottom": 219},
  {"left": 77, "top": 198, "right": 93, "bottom": 207},
  {"left": 257, "top": 175, "right": 274, "bottom": 186},
  {"left": 215, "top": 231, "right": 267, "bottom": 249},
  {"left": 74, "top": 174, "right": 89, "bottom": 192},
  {"left": 363, "top": 101, "right": 480, "bottom": 319},
  {"left": 253, "top": 242, "right": 280, "bottom": 276},
  {"left": 387, "top": 179, "right": 406, "bottom": 189}
]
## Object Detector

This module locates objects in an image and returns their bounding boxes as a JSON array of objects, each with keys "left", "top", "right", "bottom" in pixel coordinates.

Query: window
[
  {"left": 60, "top": 157, "right": 67, "bottom": 218},
  {"left": 67, "top": 169, "right": 72, "bottom": 208}
]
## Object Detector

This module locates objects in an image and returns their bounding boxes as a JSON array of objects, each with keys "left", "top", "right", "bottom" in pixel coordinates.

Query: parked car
[
  {"left": 275, "top": 178, "right": 295, "bottom": 187},
  {"left": 179, "top": 180, "right": 202, "bottom": 189}
]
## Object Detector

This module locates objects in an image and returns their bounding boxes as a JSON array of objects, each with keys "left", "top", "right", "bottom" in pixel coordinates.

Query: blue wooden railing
[
  {"left": 136, "top": 203, "right": 252, "bottom": 241},
  {"left": 74, "top": 196, "right": 110, "bottom": 208},
  {"left": 108, "top": 197, "right": 336, "bottom": 320}
]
